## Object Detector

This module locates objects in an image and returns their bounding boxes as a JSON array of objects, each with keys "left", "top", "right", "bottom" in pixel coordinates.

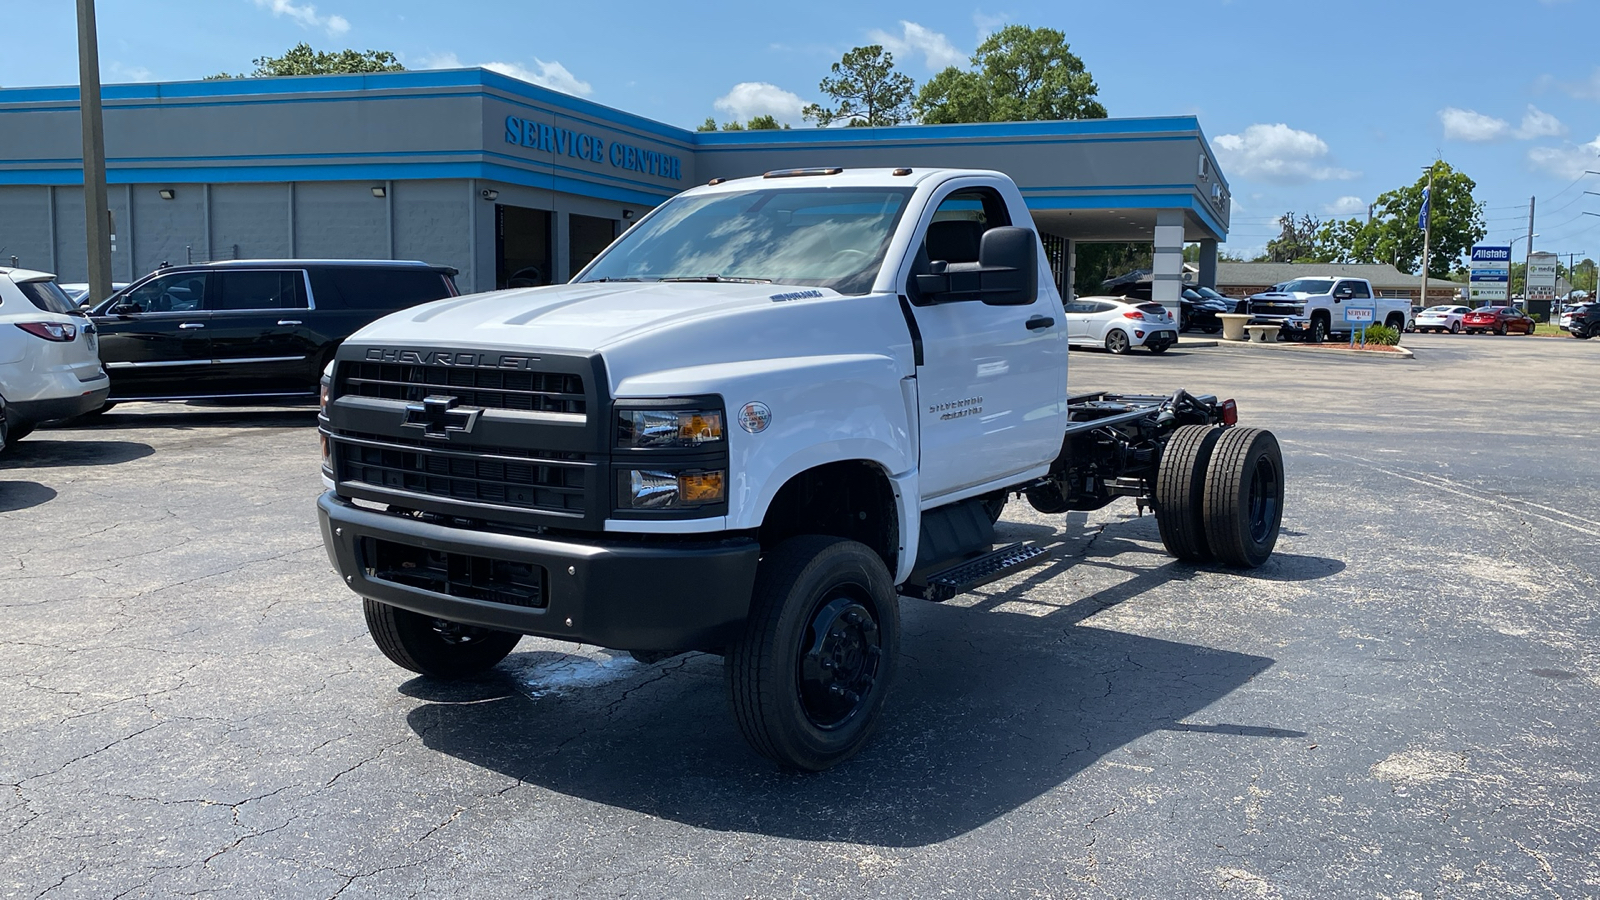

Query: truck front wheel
[
  {"left": 362, "top": 600, "right": 521, "bottom": 679},
  {"left": 1202, "top": 428, "right": 1284, "bottom": 568},
  {"left": 726, "top": 536, "right": 899, "bottom": 771},
  {"left": 1154, "top": 424, "right": 1221, "bottom": 562},
  {"left": 1309, "top": 315, "right": 1328, "bottom": 344}
]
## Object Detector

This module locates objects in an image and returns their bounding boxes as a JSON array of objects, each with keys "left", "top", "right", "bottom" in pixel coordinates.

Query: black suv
[
  {"left": 89, "top": 260, "right": 458, "bottom": 404},
  {"left": 1565, "top": 302, "right": 1599, "bottom": 339}
]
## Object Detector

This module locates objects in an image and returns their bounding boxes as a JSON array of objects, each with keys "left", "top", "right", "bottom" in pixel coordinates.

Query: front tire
[
  {"left": 726, "top": 536, "right": 899, "bottom": 771},
  {"left": 1105, "top": 329, "right": 1131, "bottom": 355},
  {"left": 362, "top": 600, "right": 520, "bottom": 678},
  {"left": 1154, "top": 424, "right": 1221, "bottom": 563},
  {"left": 1203, "top": 428, "right": 1284, "bottom": 569},
  {"left": 1309, "top": 316, "right": 1328, "bottom": 344}
]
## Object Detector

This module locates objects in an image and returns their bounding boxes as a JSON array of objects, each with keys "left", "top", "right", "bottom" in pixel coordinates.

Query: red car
[{"left": 1462, "top": 305, "right": 1535, "bottom": 335}]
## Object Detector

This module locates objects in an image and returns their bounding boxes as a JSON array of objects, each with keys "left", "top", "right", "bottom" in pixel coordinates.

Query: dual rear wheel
[{"left": 1154, "top": 425, "right": 1283, "bottom": 568}]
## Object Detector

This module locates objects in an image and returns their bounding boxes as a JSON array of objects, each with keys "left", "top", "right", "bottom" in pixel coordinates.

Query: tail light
[
  {"left": 15, "top": 322, "right": 78, "bottom": 342},
  {"left": 1220, "top": 399, "right": 1238, "bottom": 425},
  {"left": 1123, "top": 310, "right": 1146, "bottom": 320}
]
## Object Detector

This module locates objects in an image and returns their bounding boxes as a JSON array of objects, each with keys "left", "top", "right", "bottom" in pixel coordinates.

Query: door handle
[
  {"left": 178, "top": 323, "right": 205, "bottom": 329},
  {"left": 277, "top": 320, "right": 302, "bottom": 326},
  {"left": 1025, "top": 315, "right": 1055, "bottom": 331}
]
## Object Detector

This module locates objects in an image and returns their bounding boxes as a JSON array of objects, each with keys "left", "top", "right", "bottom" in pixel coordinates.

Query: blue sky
[{"left": 5, "top": 0, "right": 1599, "bottom": 259}]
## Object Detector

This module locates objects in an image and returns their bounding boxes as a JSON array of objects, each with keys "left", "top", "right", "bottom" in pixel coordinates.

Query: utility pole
[
  {"left": 1418, "top": 167, "right": 1434, "bottom": 309},
  {"left": 1524, "top": 195, "right": 1536, "bottom": 306},
  {"left": 76, "top": 0, "right": 112, "bottom": 301}
]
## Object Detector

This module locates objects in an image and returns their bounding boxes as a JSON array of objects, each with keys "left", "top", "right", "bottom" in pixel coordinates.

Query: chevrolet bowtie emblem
[{"left": 402, "top": 395, "right": 481, "bottom": 439}]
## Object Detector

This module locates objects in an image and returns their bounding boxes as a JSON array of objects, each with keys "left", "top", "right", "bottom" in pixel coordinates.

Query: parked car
[
  {"left": 1414, "top": 305, "right": 1471, "bottom": 334},
  {"left": 0, "top": 267, "right": 111, "bottom": 448},
  {"left": 1407, "top": 304, "right": 1422, "bottom": 333},
  {"left": 59, "top": 282, "right": 129, "bottom": 308},
  {"left": 1192, "top": 285, "right": 1249, "bottom": 315},
  {"left": 88, "top": 259, "right": 458, "bottom": 407},
  {"left": 1062, "top": 295, "right": 1179, "bottom": 354},
  {"left": 1462, "top": 305, "right": 1534, "bottom": 335},
  {"left": 1109, "top": 283, "right": 1226, "bottom": 333},
  {"left": 1561, "top": 301, "right": 1599, "bottom": 339}
]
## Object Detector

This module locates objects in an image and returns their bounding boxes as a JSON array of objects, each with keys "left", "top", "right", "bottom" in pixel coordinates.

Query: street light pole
[{"left": 75, "top": 0, "right": 112, "bottom": 300}]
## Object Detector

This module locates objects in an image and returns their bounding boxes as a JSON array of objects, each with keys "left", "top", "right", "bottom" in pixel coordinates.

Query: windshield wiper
[
  {"left": 584, "top": 276, "right": 645, "bottom": 283},
  {"left": 659, "top": 275, "right": 773, "bottom": 284}
]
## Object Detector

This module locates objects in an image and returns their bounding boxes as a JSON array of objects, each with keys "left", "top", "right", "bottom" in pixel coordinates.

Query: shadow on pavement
[
  {"left": 0, "top": 481, "right": 57, "bottom": 511},
  {"left": 402, "top": 540, "right": 1308, "bottom": 845},
  {"left": 0, "top": 440, "right": 154, "bottom": 469}
]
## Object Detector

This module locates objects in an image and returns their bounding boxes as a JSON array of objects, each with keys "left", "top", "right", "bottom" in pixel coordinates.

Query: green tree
[
  {"left": 802, "top": 45, "right": 916, "bottom": 127},
  {"left": 208, "top": 42, "right": 405, "bottom": 79},
  {"left": 1367, "top": 161, "right": 1485, "bottom": 277},
  {"left": 1261, "top": 212, "right": 1322, "bottom": 263},
  {"left": 696, "top": 117, "right": 718, "bottom": 133},
  {"left": 1308, "top": 217, "right": 1382, "bottom": 265},
  {"left": 1072, "top": 242, "right": 1152, "bottom": 297},
  {"left": 696, "top": 115, "right": 791, "bottom": 132},
  {"left": 745, "top": 114, "right": 786, "bottom": 130},
  {"left": 915, "top": 25, "right": 1106, "bottom": 124}
]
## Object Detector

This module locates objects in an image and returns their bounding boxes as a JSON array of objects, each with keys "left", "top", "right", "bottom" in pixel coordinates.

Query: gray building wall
[
  {"left": 210, "top": 183, "right": 291, "bottom": 261},
  {"left": 0, "top": 186, "right": 52, "bottom": 271}
]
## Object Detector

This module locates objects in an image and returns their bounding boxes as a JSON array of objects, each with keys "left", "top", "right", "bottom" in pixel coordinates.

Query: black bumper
[
  {"left": 318, "top": 492, "right": 759, "bottom": 652},
  {"left": 9, "top": 386, "right": 110, "bottom": 425}
]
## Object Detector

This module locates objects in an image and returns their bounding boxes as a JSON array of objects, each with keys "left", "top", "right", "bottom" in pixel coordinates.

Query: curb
[{"left": 1204, "top": 339, "right": 1415, "bottom": 359}]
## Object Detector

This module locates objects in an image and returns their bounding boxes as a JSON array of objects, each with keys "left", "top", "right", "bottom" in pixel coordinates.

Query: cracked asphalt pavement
[{"left": 2, "top": 332, "right": 1598, "bottom": 898}]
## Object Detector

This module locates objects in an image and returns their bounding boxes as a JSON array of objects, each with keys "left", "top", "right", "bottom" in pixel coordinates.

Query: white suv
[{"left": 0, "top": 267, "right": 110, "bottom": 450}]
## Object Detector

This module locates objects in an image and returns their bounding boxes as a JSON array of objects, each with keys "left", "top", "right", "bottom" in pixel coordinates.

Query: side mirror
[
  {"left": 913, "top": 226, "right": 1038, "bottom": 306},
  {"left": 109, "top": 302, "right": 141, "bottom": 316},
  {"left": 1334, "top": 288, "right": 1354, "bottom": 300}
]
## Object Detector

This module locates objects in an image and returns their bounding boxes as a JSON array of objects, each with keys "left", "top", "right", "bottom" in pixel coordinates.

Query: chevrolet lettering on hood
[{"left": 363, "top": 348, "right": 542, "bottom": 370}]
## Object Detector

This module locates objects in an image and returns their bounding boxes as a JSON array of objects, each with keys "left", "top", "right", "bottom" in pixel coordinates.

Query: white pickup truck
[
  {"left": 317, "top": 167, "right": 1285, "bottom": 770},
  {"left": 1249, "top": 276, "right": 1410, "bottom": 342}
]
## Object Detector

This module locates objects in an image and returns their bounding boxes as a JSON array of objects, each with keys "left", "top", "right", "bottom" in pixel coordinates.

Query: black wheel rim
[
  {"left": 797, "top": 593, "right": 882, "bottom": 730},
  {"left": 1247, "top": 454, "right": 1280, "bottom": 543}
]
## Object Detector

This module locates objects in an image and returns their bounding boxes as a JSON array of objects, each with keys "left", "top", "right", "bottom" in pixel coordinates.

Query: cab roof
[{"left": 692, "top": 167, "right": 1005, "bottom": 194}]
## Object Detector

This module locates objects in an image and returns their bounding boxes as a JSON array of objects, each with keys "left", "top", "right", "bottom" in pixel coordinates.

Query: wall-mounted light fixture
[
  {"left": 622, "top": 209, "right": 634, "bottom": 220},
  {"left": 158, "top": 189, "right": 176, "bottom": 200},
  {"left": 371, "top": 186, "right": 386, "bottom": 198},
  {"left": 480, "top": 188, "right": 499, "bottom": 201}
]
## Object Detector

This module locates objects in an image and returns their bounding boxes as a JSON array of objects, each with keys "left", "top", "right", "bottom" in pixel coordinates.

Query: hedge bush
[{"left": 1361, "top": 324, "right": 1400, "bottom": 346}]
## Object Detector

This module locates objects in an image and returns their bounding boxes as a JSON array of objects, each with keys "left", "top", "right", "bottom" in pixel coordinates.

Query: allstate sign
[{"left": 1471, "top": 245, "right": 1512, "bottom": 264}]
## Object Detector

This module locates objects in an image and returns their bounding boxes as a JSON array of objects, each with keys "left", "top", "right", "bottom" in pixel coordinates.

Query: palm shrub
[{"left": 1361, "top": 324, "right": 1400, "bottom": 346}]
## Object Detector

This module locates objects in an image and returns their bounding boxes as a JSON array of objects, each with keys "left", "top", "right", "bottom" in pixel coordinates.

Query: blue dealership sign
[{"left": 1470, "top": 268, "right": 1509, "bottom": 280}]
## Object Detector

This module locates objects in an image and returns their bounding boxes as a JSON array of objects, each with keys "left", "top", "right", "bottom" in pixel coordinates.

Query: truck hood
[
  {"left": 1249, "top": 291, "right": 1317, "bottom": 301},
  {"left": 349, "top": 281, "right": 842, "bottom": 352}
]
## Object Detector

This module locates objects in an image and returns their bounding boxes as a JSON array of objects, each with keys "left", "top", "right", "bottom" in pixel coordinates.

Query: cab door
[
  {"left": 901, "top": 181, "right": 1068, "bottom": 501},
  {"left": 92, "top": 272, "right": 213, "bottom": 399},
  {"left": 203, "top": 269, "right": 320, "bottom": 394}
]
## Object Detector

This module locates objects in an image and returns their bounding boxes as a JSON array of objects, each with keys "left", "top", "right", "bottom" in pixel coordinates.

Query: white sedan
[
  {"left": 1062, "top": 295, "right": 1179, "bottom": 354},
  {"left": 1414, "top": 305, "right": 1470, "bottom": 333}
]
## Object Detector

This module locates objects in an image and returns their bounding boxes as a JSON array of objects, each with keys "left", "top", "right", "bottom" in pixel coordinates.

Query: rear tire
[
  {"left": 1450, "top": 321, "right": 1461, "bottom": 334},
  {"left": 727, "top": 536, "right": 899, "bottom": 771},
  {"left": 1105, "top": 330, "right": 1131, "bottom": 355},
  {"left": 1154, "top": 424, "right": 1221, "bottom": 563},
  {"left": 1148, "top": 341, "right": 1169, "bottom": 355},
  {"left": 362, "top": 600, "right": 520, "bottom": 679},
  {"left": 1496, "top": 323, "right": 1507, "bottom": 336},
  {"left": 1202, "top": 428, "right": 1284, "bottom": 569}
]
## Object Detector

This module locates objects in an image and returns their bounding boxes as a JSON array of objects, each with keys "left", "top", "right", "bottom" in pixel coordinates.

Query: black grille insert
[
  {"left": 336, "top": 441, "right": 586, "bottom": 513},
  {"left": 341, "top": 362, "right": 585, "bottom": 414},
  {"left": 363, "top": 537, "right": 547, "bottom": 608}
]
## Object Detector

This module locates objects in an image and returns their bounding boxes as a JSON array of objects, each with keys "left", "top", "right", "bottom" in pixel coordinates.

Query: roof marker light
[
  {"left": 892, "top": 168, "right": 912, "bottom": 176},
  {"left": 763, "top": 167, "right": 844, "bottom": 178}
]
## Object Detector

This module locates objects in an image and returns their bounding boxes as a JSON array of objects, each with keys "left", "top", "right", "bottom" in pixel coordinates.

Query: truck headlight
[
  {"left": 617, "top": 408, "right": 724, "bottom": 449},
  {"left": 622, "top": 469, "right": 726, "bottom": 510}
]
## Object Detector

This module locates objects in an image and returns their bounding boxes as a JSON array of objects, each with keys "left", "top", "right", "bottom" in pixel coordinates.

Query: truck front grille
[
  {"left": 336, "top": 440, "right": 586, "bottom": 513},
  {"left": 340, "top": 362, "right": 585, "bottom": 415},
  {"left": 362, "top": 536, "right": 547, "bottom": 608}
]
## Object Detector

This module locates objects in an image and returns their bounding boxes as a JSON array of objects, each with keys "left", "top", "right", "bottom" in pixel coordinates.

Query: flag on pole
[{"left": 1418, "top": 187, "right": 1431, "bottom": 232}]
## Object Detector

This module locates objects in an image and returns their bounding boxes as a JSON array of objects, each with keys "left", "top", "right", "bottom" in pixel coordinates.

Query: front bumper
[{"left": 318, "top": 492, "right": 760, "bottom": 652}]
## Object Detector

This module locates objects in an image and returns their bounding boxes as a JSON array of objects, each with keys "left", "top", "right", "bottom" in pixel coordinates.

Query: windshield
[
  {"left": 16, "top": 279, "right": 83, "bottom": 316},
  {"left": 1194, "top": 287, "right": 1227, "bottom": 301},
  {"left": 1424, "top": 306, "right": 1454, "bottom": 313},
  {"left": 1279, "top": 279, "right": 1335, "bottom": 295},
  {"left": 577, "top": 187, "right": 914, "bottom": 294}
]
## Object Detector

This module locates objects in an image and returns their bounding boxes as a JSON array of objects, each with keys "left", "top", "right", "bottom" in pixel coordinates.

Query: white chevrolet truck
[
  {"left": 1248, "top": 276, "right": 1409, "bottom": 342},
  {"left": 317, "top": 168, "right": 1285, "bottom": 770}
]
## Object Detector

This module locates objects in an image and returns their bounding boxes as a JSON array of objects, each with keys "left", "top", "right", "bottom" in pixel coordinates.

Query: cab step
[{"left": 902, "top": 542, "right": 1051, "bottom": 602}]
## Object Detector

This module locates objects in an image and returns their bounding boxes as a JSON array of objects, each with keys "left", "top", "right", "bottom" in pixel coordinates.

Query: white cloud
[
  {"left": 973, "top": 11, "right": 1008, "bottom": 41},
  {"left": 422, "top": 52, "right": 593, "bottom": 97},
  {"left": 106, "top": 62, "right": 156, "bottom": 83},
  {"left": 1516, "top": 105, "right": 1566, "bottom": 139},
  {"left": 1213, "top": 124, "right": 1358, "bottom": 184},
  {"left": 1439, "top": 107, "right": 1509, "bottom": 142},
  {"left": 713, "top": 82, "right": 807, "bottom": 126},
  {"left": 252, "top": 0, "right": 349, "bottom": 37},
  {"left": 1324, "top": 196, "right": 1366, "bottom": 217},
  {"left": 1555, "top": 67, "right": 1600, "bottom": 100},
  {"left": 867, "top": 21, "right": 965, "bottom": 70},
  {"left": 1526, "top": 134, "right": 1600, "bottom": 179}
]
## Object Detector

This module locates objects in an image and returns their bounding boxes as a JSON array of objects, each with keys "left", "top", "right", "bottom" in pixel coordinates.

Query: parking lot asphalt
[{"left": 3, "top": 332, "right": 1598, "bottom": 899}]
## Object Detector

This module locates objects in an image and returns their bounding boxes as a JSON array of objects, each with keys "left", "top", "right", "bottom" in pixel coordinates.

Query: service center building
[{"left": 0, "top": 68, "right": 1231, "bottom": 300}]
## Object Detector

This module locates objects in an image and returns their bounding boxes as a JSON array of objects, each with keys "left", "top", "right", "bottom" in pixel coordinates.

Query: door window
[
  {"left": 1348, "top": 281, "right": 1371, "bottom": 299},
  {"left": 120, "top": 273, "right": 208, "bottom": 314},
  {"left": 210, "top": 271, "right": 306, "bottom": 311},
  {"left": 907, "top": 187, "right": 1013, "bottom": 304}
]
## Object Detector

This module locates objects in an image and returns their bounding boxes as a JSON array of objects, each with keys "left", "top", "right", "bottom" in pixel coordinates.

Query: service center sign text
[{"left": 504, "top": 116, "right": 682, "bottom": 181}]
